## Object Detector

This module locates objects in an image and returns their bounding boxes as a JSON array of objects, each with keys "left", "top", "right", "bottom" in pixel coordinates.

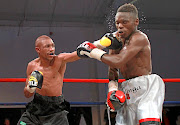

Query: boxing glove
[
  {"left": 107, "top": 90, "right": 125, "bottom": 111},
  {"left": 93, "top": 33, "right": 123, "bottom": 50},
  {"left": 77, "top": 41, "right": 107, "bottom": 61},
  {"left": 27, "top": 70, "right": 43, "bottom": 93}
]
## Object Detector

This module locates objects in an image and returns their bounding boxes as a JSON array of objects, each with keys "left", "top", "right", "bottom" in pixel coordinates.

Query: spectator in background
[
  {"left": 162, "top": 108, "right": 170, "bottom": 125},
  {"left": 176, "top": 113, "right": 180, "bottom": 125},
  {"left": 4, "top": 118, "right": 10, "bottom": 125}
]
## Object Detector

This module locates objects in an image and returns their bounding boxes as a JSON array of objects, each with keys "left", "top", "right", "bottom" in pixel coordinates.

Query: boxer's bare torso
[
  {"left": 118, "top": 31, "right": 152, "bottom": 79},
  {"left": 24, "top": 36, "right": 79, "bottom": 98}
]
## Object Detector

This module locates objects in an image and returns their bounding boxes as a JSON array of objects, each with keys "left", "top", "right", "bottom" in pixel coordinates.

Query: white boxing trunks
[{"left": 116, "top": 74, "right": 165, "bottom": 125}]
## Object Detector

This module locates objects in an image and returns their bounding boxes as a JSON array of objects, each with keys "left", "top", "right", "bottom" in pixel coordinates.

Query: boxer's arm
[
  {"left": 108, "top": 66, "right": 119, "bottom": 92},
  {"left": 108, "top": 49, "right": 120, "bottom": 92},
  {"left": 107, "top": 49, "right": 125, "bottom": 111},
  {"left": 59, "top": 51, "right": 80, "bottom": 63},
  {"left": 108, "top": 49, "right": 120, "bottom": 80},
  {"left": 24, "top": 62, "right": 34, "bottom": 98},
  {"left": 101, "top": 34, "right": 148, "bottom": 68}
]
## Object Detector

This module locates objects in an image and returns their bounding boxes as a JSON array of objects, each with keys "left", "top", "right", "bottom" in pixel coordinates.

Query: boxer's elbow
[{"left": 109, "top": 61, "right": 122, "bottom": 68}]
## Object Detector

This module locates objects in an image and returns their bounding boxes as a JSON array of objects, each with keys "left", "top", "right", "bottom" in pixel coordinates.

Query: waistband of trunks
[
  {"left": 34, "top": 93, "right": 65, "bottom": 104},
  {"left": 125, "top": 76, "right": 140, "bottom": 80},
  {"left": 125, "top": 74, "right": 152, "bottom": 80}
]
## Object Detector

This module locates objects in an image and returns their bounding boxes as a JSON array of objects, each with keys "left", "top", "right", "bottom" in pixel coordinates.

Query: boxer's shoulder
[
  {"left": 29, "top": 58, "right": 40, "bottom": 66},
  {"left": 28, "top": 58, "right": 37, "bottom": 67},
  {"left": 127, "top": 31, "right": 149, "bottom": 47},
  {"left": 131, "top": 31, "right": 148, "bottom": 41}
]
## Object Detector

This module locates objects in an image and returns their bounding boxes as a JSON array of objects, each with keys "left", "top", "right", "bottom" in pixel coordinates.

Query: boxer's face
[
  {"left": 115, "top": 12, "right": 139, "bottom": 39},
  {"left": 37, "top": 38, "right": 55, "bottom": 61}
]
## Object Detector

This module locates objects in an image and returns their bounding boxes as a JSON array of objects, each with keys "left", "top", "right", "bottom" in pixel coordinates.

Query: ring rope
[
  {"left": 0, "top": 78, "right": 180, "bottom": 106},
  {"left": 0, "top": 78, "right": 180, "bottom": 83}
]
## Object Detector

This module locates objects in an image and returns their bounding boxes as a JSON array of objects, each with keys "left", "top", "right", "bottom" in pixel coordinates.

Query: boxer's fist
[
  {"left": 76, "top": 41, "right": 97, "bottom": 58},
  {"left": 28, "top": 70, "right": 43, "bottom": 89},
  {"left": 77, "top": 41, "right": 107, "bottom": 61},
  {"left": 107, "top": 90, "right": 125, "bottom": 111},
  {"left": 27, "top": 71, "right": 43, "bottom": 93},
  {"left": 93, "top": 33, "right": 123, "bottom": 50}
]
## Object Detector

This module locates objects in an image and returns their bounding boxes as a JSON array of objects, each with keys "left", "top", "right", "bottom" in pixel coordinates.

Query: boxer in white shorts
[{"left": 76, "top": 3, "right": 165, "bottom": 125}]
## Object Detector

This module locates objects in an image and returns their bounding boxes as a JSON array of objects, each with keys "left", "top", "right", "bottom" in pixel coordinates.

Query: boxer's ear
[
  {"left": 135, "top": 18, "right": 139, "bottom": 26},
  {"left": 35, "top": 46, "right": 40, "bottom": 53}
]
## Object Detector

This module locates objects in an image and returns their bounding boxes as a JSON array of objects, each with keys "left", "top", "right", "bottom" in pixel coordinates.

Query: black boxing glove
[
  {"left": 93, "top": 33, "right": 123, "bottom": 50},
  {"left": 107, "top": 90, "right": 125, "bottom": 111},
  {"left": 27, "top": 70, "right": 43, "bottom": 93},
  {"left": 77, "top": 41, "right": 107, "bottom": 61}
]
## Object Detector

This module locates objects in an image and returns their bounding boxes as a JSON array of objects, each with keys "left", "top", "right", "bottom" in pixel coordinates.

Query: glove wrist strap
[{"left": 90, "top": 48, "right": 106, "bottom": 61}]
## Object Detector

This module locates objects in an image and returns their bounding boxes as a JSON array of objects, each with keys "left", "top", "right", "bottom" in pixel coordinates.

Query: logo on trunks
[
  {"left": 125, "top": 86, "right": 141, "bottom": 99},
  {"left": 20, "top": 121, "right": 26, "bottom": 125}
]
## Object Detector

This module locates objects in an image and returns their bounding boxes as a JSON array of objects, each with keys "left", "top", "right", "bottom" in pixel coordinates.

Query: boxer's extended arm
[{"left": 61, "top": 51, "right": 80, "bottom": 63}]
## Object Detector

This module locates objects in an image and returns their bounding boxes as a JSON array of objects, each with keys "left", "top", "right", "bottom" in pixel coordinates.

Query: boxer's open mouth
[{"left": 49, "top": 53, "right": 54, "bottom": 55}]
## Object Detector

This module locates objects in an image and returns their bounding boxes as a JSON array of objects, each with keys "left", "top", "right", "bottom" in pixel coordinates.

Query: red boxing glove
[{"left": 107, "top": 90, "right": 125, "bottom": 111}]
